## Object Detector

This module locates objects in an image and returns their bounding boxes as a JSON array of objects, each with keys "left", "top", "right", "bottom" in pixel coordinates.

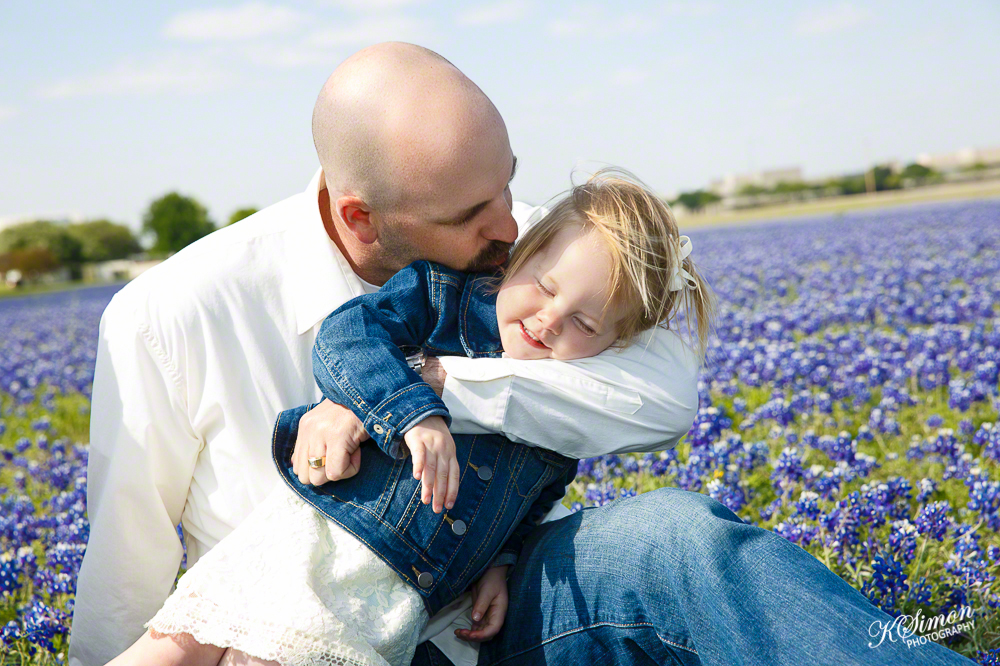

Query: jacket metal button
[
  {"left": 373, "top": 424, "right": 385, "bottom": 435},
  {"left": 451, "top": 519, "right": 467, "bottom": 536},
  {"left": 477, "top": 465, "right": 492, "bottom": 481},
  {"left": 417, "top": 572, "right": 434, "bottom": 589}
]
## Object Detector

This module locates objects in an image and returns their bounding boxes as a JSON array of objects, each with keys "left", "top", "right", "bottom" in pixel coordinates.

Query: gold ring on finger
[{"left": 308, "top": 456, "right": 326, "bottom": 469}]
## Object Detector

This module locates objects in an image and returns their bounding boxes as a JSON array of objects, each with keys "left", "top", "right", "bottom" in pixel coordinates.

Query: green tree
[
  {"left": 142, "top": 192, "right": 216, "bottom": 254},
  {"left": 227, "top": 207, "right": 259, "bottom": 226},
  {"left": 873, "top": 165, "right": 900, "bottom": 192},
  {"left": 900, "top": 163, "right": 936, "bottom": 180},
  {"left": 67, "top": 219, "right": 142, "bottom": 262},
  {"left": 672, "top": 190, "right": 722, "bottom": 212},
  {"left": 828, "top": 174, "right": 867, "bottom": 196},
  {"left": 0, "top": 220, "right": 83, "bottom": 266},
  {"left": 0, "top": 247, "right": 60, "bottom": 277},
  {"left": 737, "top": 184, "right": 769, "bottom": 196}
]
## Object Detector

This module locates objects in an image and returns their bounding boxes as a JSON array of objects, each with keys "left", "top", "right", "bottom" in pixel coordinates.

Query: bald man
[{"left": 70, "top": 43, "right": 975, "bottom": 666}]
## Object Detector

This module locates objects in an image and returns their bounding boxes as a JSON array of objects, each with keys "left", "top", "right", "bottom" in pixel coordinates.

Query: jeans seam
[{"left": 485, "top": 621, "right": 699, "bottom": 665}]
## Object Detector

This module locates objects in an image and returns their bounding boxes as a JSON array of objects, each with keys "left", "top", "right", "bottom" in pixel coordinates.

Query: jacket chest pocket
[{"left": 381, "top": 464, "right": 444, "bottom": 552}]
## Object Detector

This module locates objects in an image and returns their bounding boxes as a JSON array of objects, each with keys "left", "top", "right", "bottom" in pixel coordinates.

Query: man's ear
[{"left": 335, "top": 195, "right": 378, "bottom": 245}]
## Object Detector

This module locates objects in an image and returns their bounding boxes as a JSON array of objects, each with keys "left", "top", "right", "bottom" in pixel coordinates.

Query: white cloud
[
  {"left": 660, "top": 1, "right": 718, "bottom": 18},
  {"left": 243, "top": 43, "right": 341, "bottom": 68},
  {"left": 794, "top": 3, "right": 873, "bottom": 35},
  {"left": 306, "top": 14, "right": 432, "bottom": 48},
  {"left": 0, "top": 105, "right": 18, "bottom": 123},
  {"left": 164, "top": 2, "right": 307, "bottom": 41},
  {"left": 549, "top": 5, "right": 657, "bottom": 38},
  {"left": 456, "top": 1, "right": 529, "bottom": 26},
  {"left": 36, "top": 55, "right": 232, "bottom": 99},
  {"left": 323, "top": 0, "right": 424, "bottom": 11}
]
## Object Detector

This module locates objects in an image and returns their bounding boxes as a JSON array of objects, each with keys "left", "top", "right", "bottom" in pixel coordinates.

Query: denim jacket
[{"left": 271, "top": 260, "right": 577, "bottom": 616}]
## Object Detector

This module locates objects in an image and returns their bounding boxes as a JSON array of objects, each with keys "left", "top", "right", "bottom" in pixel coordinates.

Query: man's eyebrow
[{"left": 434, "top": 154, "right": 518, "bottom": 226}]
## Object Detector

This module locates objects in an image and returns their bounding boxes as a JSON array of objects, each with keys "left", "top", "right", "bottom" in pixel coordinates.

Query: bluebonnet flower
[
  {"left": 917, "top": 477, "right": 937, "bottom": 504},
  {"left": 862, "top": 554, "right": 909, "bottom": 615},
  {"left": 793, "top": 491, "right": 821, "bottom": 521},
  {"left": 977, "top": 648, "right": 1000, "bottom": 666},
  {"left": 914, "top": 502, "right": 952, "bottom": 541},
  {"left": 886, "top": 520, "right": 918, "bottom": 565}
]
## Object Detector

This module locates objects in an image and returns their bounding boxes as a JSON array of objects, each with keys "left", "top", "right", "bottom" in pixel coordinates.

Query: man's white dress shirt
[{"left": 68, "top": 169, "right": 700, "bottom": 666}]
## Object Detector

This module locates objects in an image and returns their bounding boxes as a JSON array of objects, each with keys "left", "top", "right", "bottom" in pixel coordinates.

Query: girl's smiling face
[{"left": 496, "top": 225, "right": 626, "bottom": 360}]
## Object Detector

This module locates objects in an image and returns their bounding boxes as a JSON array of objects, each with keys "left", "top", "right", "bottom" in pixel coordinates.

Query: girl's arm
[{"left": 311, "top": 260, "right": 450, "bottom": 460}]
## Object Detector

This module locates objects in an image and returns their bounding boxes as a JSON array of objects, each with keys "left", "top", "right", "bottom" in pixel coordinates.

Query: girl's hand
[
  {"left": 403, "top": 416, "right": 460, "bottom": 513},
  {"left": 455, "top": 566, "right": 509, "bottom": 642}
]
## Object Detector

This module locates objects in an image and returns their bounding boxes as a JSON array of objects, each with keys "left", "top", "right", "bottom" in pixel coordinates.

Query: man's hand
[
  {"left": 403, "top": 416, "right": 459, "bottom": 513},
  {"left": 455, "top": 566, "right": 509, "bottom": 642},
  {"left": 293, "top": 399, "right": 370, "bottom": 486},
  {"left": 422, "top": 356, "right": 447, "bottom": 398}
]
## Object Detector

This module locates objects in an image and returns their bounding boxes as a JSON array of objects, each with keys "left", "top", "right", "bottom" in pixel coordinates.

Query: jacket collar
[
  {"left": 287, "top": 168, "right": 369, "bottom": 335},
  {"left": 459, "top": 273, "right": 504, "bottom": 358}
]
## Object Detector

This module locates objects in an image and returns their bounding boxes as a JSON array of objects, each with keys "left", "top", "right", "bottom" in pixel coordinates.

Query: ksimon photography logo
[{"left": 869, "top": 606, "right": 977, "bottom": 649}]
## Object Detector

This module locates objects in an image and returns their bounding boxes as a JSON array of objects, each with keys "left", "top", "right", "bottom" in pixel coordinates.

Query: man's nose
[{"left": 481, "top": 197, "right": 518, "bottom": 245}]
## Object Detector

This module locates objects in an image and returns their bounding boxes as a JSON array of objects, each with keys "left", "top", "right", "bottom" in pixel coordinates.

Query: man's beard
[{"left": 465, "top": 240, "right": 512, "bottom": 272}]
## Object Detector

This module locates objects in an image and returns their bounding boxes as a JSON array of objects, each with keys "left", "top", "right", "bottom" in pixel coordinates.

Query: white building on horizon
[
  {"left": 709, "top": 166, "right": 804, "bottom": 197},
  {"left": 916, "top": 146, "right": 1000, "bottom": 171}
]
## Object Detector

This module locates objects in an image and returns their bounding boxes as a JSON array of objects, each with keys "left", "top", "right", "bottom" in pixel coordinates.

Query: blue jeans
[{"left": 410, "top": 487, "right": 975, "bottom": 666}]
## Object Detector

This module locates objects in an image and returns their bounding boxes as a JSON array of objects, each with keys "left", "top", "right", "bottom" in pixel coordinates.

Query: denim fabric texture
[
  {"left": 272, "top": 261, "right": 577, "bottom": 616},
  {"left": 411, "top": 488, "right": 977, "bottom": 666}
]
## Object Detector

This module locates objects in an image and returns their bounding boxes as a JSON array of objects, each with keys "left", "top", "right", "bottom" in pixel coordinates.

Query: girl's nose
[{"left": 537, "top": 309, "right": 562, "bottom": 336}]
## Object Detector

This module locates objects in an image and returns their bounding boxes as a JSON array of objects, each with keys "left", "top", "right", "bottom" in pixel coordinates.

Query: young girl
[{"left": 110, "top": 168, "right": 715, "bottom": 666}]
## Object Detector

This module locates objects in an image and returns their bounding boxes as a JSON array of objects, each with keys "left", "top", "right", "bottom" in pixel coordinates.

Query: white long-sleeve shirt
[{"left": 68, "top": 169, "right": 700, "bottom": 666}]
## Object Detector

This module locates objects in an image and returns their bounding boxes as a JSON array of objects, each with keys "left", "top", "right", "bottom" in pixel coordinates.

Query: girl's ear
[{"left": 335, "top": 195, "right": 377, "bottom": 245}]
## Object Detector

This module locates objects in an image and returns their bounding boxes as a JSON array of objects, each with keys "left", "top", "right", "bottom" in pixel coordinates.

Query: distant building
[
  {"left": 916, "top": 146, "right": 1000, "bottom": 171},
  {"left": 709, "top": 167, "right": 804, "bottom": 197},
  {"left": 83, "top": 258, "right": 161, "bottom": 283}
]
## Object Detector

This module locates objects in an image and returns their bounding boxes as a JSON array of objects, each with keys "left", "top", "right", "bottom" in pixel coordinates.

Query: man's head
[{"left": 313, "top": 42, "right": 518, "bottom": 284}]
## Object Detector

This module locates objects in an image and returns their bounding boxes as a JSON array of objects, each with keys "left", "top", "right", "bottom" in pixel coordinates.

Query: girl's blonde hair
[{"left": 501, "top": 168, "right": 717, "bottom": 358}]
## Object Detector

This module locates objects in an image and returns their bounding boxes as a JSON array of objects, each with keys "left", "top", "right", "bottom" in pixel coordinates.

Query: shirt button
[
  {"left": 451, "top": 519, "right": 467, "bottom": 536},
  {"left": 477, "top": 465, "right": 493, "bottom": 481},
  {"left": 373, "top": 424, "right": 385, "bottom": 435},
  {"left": 417, "top": 572, "right": 434, "bottom": 589}
]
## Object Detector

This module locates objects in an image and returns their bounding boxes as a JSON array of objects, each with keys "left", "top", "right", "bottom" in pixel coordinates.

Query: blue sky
[{"left": 2, "top": 1, "right": 998, "bottom": 230}]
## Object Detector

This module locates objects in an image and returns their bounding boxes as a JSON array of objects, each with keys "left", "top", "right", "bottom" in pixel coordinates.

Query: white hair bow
[{"left": 667, "top": 235, "right": 698, "bottom": 292}]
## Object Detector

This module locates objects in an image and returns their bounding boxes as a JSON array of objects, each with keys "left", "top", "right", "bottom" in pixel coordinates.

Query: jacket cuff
[
  {"left": 363, "top": 383, "right": 452, "bottom": 459},
  {"left": 490, "top": 552, "right": 518, "bottom": 569}
]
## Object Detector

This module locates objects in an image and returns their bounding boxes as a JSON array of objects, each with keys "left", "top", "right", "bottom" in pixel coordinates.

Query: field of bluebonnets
[{"left": 2, "top": 200, "right": 1000, "bottom": 663}]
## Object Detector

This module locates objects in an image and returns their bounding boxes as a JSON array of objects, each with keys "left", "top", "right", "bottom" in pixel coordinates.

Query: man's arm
[
  {"left": 68, "top": 297, "right": 201, "bottom": 666},
  {"left": 436, "top": 326, "right": 701, "bottom": 458}
]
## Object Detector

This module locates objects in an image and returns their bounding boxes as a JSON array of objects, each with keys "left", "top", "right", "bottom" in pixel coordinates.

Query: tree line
[
  {"left": 670, "top": 162, "right": 950, "bottom": 212},
  {"left": 0, "top": 193, "right": 258, "bottom": 280}
]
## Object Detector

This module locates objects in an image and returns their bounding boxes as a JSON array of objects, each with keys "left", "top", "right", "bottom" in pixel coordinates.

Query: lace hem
[{"left": 145, "top": 589, "right": 390, "bottom": 666}]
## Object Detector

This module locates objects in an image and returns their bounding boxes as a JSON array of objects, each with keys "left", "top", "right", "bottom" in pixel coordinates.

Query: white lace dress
[{"left": 145, "top": 483, "right": 429, "bottom": 666}]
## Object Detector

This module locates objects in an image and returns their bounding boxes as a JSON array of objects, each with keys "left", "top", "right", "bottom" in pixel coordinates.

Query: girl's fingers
[
  {"left": 422, "top": 458, "right": 436, "bottom": 504},
  {"left": 446, "top": 456, "right": 460, "bottom": 510},
  {"left": 409, "top": 440, "right": 425, "bottom": 481},
  {"left": 433, "top": 452, "right": 449, "bottom": 513}
]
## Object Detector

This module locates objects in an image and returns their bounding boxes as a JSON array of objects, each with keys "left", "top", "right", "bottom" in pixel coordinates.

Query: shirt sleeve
[
  {"left": 311, "top": 261, "right": 451, "bottom": 459},
  {"left": 68, "top": 296, "right": 202, "bottom": 666},
  {"left": 438, "top": 326, "right": 701, "bottom": 459}
]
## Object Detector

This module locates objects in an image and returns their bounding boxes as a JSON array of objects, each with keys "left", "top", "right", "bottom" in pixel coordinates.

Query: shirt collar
[{"left": 287, "top": 168, "right": 369, "bottom": 335}]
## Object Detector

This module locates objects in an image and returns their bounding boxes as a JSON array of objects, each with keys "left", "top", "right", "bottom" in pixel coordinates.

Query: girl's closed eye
[{"left": 535, "top": 278, "right": 598, "bottom": 337}]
